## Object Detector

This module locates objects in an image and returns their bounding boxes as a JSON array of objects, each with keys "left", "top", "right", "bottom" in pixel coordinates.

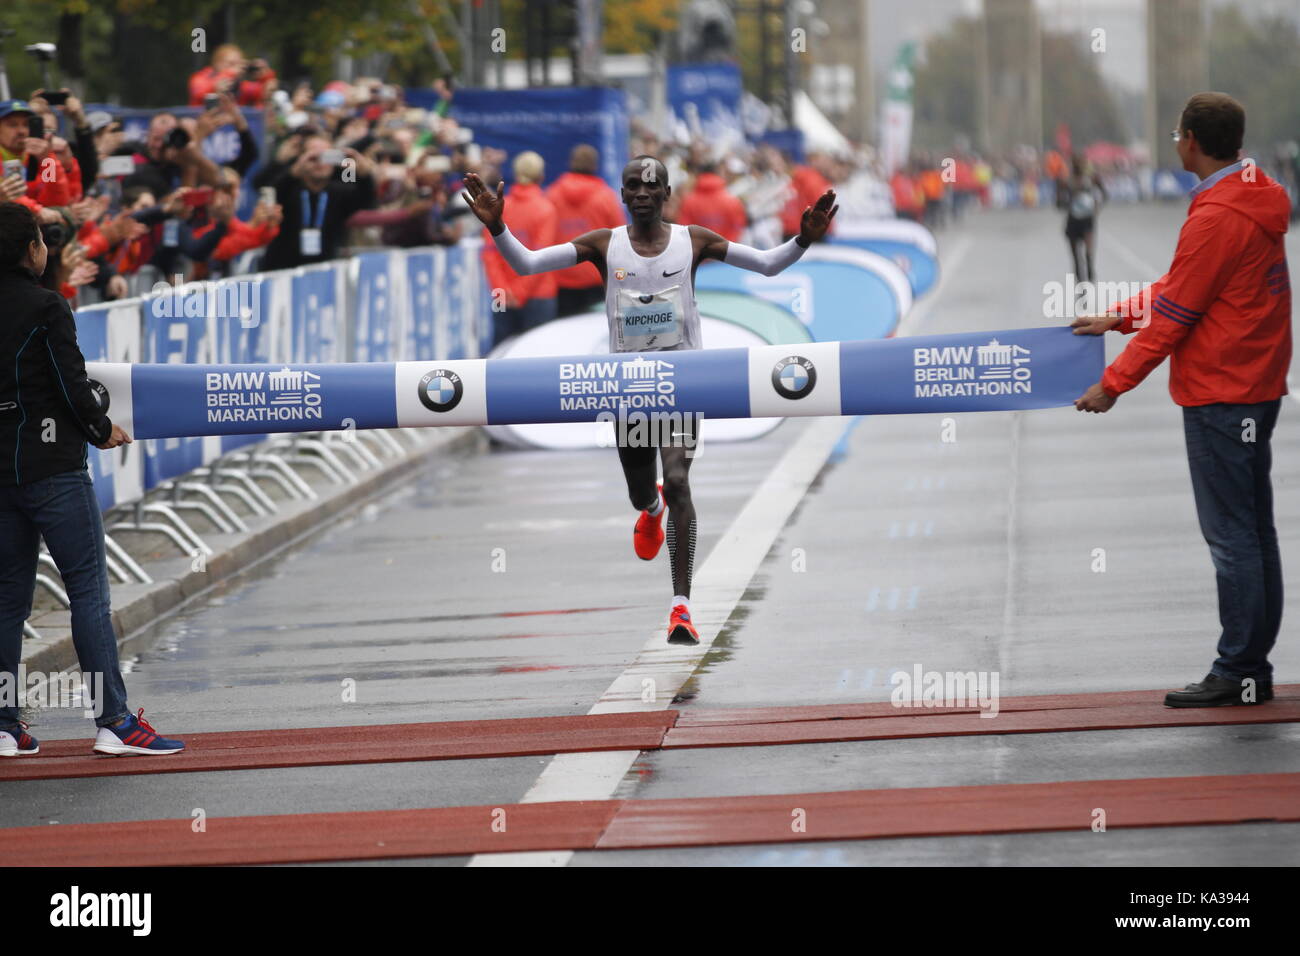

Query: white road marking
[
  {"left": 901, "top": 235, "right": 972, "bottom": 332},
  {"left": 1102, "top": 232, "right": 1164, "bottom": 280},
  {"left": 468, "top": 414, "right": 851, "bottom": 867}
]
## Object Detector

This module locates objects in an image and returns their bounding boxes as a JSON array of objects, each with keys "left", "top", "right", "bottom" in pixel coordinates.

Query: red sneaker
[
  {"left": 667, "top": 604, "right": 699, "bottom": 645},
  {"left": 633, "top": 484, "right": 666, "bottom": 560}
]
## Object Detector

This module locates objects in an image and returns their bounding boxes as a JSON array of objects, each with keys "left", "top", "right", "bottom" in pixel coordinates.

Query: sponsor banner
[
  {"left": 91, "top": 363, "right": 399, "bottom": 439},
  {"left": 695, "top": 260, "right": 901, "bottom": 342},
  {"left": 484, "top": 348, "right": 750, "bottom": 425},
  {"left": 436, "top": 87, "right": 630, "bottom": 192},
  {"left": 840, "top": 326, "right": 1101, "bottom": 414},
  {"left": 748, "top": 342, "right": 842, "bottom": 419},
  {"left": 292, "top": 264, "right": 342, "bottom": 364},
  {"left": 75, "top": 304, "right": 142, "bottom": 509},
  {"left": 353, "top": 251, "right": 397, "bottom": 362},
  {"left": 832, "top": 236, "right": 939, "bottom": 298},
  {"left": 405, "top": 251, "right": 438, "bottom": 361},
  {"left": 667, "top": 63, "right": 744, "bottom": 152},
  {"left": 394, "top": 360, "right": 489, "bottom": 428},
  {"left": 88, "top": 328, "right": 1101, "bottom": 438}
]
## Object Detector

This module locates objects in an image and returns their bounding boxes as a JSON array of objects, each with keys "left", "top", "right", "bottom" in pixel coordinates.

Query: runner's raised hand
[
  {"left": 461, "top": 172, "right": 506, "bottom": 235},
  {"left": 798, "top": 189, "right": 838, "bottom": 246}
]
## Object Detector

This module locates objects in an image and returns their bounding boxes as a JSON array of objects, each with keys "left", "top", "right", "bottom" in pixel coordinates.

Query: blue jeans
[
  {"left": 0, "top": 468, "right": 130, "bottom": 730},
  {"left": 1183, "top": 400, "right": 1284, "bottom": 683}
]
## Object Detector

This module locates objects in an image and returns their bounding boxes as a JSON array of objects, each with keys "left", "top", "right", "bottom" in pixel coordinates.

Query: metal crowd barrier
[{"left": 24, "top": 241, "right": 489, "bottom": 641}]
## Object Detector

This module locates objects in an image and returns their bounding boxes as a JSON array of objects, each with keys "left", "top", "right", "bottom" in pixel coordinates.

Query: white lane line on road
[
  {"left": 901, "top": 235, "right": 972, "bottom": 333},
  {"left": 1102, "top": 232, "right": 1164, "bottom": 281},
  {"left": 468, "top": 414, "right": 851, "bottom": 867}
]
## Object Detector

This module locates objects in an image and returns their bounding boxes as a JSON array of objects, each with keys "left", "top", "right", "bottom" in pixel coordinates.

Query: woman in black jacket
[{"left": 0, "top": 201, "right": 183, "bottom": 757}]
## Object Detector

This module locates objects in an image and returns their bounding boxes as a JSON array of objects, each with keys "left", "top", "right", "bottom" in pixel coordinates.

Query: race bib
[
  {"left": 300, "top": 228, "right": 322, "bottom": 257},
  {"left": 616, "top": 285, "right": 684, "bottom": 351}
]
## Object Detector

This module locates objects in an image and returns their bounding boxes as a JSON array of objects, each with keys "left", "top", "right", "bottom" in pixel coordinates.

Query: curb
[{"left": 20, "top": 427, "right": 481, "bottom": 679}]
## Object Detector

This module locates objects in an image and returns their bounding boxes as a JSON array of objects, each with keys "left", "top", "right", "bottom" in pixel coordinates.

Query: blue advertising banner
[
  {"left": 833, "top": 237, "right": 938, "bottom": 297},
  {"left": 442, "top": 243, "right": 468, "bottom": 361},
  {"left": 142, "top": 291, "right": 209, "bottom": 485},
  {"left": 405, "top": 251, "right": 437, "bottom": 361},
  {"left": 437, "top": 86, "right": 630, "bottom": 191},
  {"left": 292, "top": 266, "right": 339, "bottom": 364},
  {"left": 74, "top": 308, "right": 115, "bottom": 511},
  {"left": 353, "top": 251, "right": 396, "bottom": 362},
  {"left": 89, "top": 327, "right": 1103, "bottom": 439},
  {"left": 695, "top": 261, "right": 901, "bottom": 342},
  {"left": 667, "top": 63, "right": 744, "bottom": 148}
]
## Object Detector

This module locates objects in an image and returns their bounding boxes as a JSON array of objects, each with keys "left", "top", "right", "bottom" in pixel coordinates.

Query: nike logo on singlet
[{"left": 662, "top": 268, "right": 683, "bottom": 277}]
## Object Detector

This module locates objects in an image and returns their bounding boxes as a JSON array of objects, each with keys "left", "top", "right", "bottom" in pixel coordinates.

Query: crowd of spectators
[
  {"left": 4, "top": 40, "right": 1295, "bottom": 344},
  {"left": 0, "top": 40, "right": 888, "bottom": 350}
]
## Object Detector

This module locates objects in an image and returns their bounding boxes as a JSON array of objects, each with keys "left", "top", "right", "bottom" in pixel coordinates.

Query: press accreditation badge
[
  {"left": 300, "top": 228, "right": 322, "bottom": 257},
  {"left": 162, "top": 219, "right": 179, "bottom": 248},
  {"left": 616, "top": 286, "right": 684, "bottom": 351}
]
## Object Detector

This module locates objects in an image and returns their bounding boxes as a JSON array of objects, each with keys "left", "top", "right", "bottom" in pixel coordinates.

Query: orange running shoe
[
  {"left": 667, "top": 604, "right": 699, "bottom": 645},
  {"left": 633, "top": 483, "right": 666, "bottom": 560}
]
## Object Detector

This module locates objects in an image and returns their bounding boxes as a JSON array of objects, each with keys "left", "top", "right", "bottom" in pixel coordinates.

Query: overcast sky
[{"left": 867, "top": 0, "right": 1300, "bottom": 93}]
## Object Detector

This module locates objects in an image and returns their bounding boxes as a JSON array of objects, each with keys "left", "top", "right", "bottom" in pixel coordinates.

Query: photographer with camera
[
  {"left": 193, "top": 92, "right": 259, "bottom": 178},
  {"left": 189, "top": 44, "right": 277, "bottom": 109},
  {"left": 30, "top": 89, "right": 97, "bottom": 193},
  {"left": 119, "top": 112, "right": 222, "bottom": 198},
  {"left": 0, "top": 99, "right": 73, "bottom": 219},
  {"left": 261, "top": 135, "right": 375, "bottom": 270}
]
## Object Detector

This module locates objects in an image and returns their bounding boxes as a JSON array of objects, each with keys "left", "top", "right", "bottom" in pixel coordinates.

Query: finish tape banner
[{"left": 87, "top": 327, "right": 1102, "bottom": 440}]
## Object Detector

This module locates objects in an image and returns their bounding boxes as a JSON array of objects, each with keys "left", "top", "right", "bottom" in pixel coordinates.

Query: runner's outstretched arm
[
  {"left": 694, "top": 188, "right": 838, "bottom": 276},
  {"left": 463, "top": 172, "right": 607, "bottom": 274}
]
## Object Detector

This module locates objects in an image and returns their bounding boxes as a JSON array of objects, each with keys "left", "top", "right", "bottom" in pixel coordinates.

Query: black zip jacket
[{"left": 0, "top": 264, "right": 112, "bottom": 485}]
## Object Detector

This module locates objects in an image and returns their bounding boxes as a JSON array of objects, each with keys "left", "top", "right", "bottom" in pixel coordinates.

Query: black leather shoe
[{"left": 1165, "top": 673, "right": 1267, "bottom": 708}]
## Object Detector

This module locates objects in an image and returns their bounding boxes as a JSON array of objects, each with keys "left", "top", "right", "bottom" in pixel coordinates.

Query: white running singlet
[{"left": 604, "top": 224, "right": 703, "bottom": 353}]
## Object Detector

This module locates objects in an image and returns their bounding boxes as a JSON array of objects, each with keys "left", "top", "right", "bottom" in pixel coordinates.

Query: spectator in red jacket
[
  {"left": 780, "top": 160, "right": 833, "bottom": 239},
  {"left": 203, "top": 166, "right": 282, "bottom": 273},
  {"left": 1073, "top": 92, "right": 1292, "bottom": 708},
  {"left": 547, "top": 144, "right": 624, "bottom": 315},
  {"left": 481, "top": 151, "right": 558, "bottom": 347},
  {"left": 677, "top": 162, "right": 747, "bottom": 243},
  {"left": 890, "top": 169, "right": 924, "bottom": 221},
  {"left": 189, "top": 44, "right": 277, "bottom": 108}
]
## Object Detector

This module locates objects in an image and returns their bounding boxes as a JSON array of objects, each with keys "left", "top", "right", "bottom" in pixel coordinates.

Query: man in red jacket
[
  {"left": 481, "top": 151, "right": 558, "bottom": 346},
  {"left": 677, "top": 162, "right": 747, "bottom": 242},
  {"left": 1073, "top": 92, "right": 1292, "bottom": 708},
  {"left": 547, "top": 144, "right": 624, "bottom": 316}
]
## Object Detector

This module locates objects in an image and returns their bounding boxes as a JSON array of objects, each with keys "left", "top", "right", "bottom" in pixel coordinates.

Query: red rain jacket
[
  {"left": 546, "top": 171, "right": 624, "bottom": 290},
  {"left": 481, "top": 182, "right": 558, "bottom": 308},
  {"left": 1103, "top": 165, "right": 1292, "bottom": 406},
  {"left": 677, "top": 172, "right": 747, "bottom": 242}
]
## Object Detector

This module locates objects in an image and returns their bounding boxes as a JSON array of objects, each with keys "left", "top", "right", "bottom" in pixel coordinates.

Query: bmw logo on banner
[
  {"left": 418, "top": 368, "right": 463, "bottom": 412},
  {"left": 87, "top": 379, "right": 111, "bottom": 414},
  {"left": 771, "top": 355, "right": 816, "bottom": 400}
]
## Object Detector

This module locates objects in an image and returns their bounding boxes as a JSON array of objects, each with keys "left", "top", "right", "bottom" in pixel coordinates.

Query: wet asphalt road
[{"left": 5, "top": 203, "right": 1298, "bottom": 866}]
